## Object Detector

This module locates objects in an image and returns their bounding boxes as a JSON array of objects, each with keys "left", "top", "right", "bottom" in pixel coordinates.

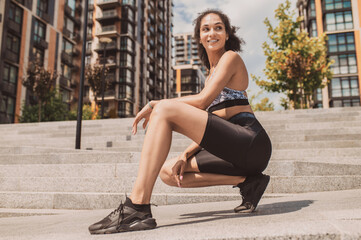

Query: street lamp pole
[
  {"left": 75, "top": 0, "right": 89, "bottom": 149},
  {"left": 99, "top": 37, "right": 112, "bottom": 119}
]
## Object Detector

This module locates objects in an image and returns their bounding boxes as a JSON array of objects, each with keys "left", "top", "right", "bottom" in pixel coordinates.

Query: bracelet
[{"left": 148, "top": 102, "right": 153, "bottom": 109}]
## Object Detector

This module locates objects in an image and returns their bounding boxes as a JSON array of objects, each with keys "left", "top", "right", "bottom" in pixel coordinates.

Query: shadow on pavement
[{"left": 158, "top": 200, "right": 313, "bottom": 229}]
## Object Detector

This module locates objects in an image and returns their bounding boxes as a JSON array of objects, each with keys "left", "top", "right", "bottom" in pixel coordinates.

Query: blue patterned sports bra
[{"left": 206, "top": 68, "right": 250, "bottom": 113}]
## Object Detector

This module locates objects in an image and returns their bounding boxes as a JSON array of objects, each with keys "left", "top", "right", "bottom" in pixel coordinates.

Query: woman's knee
[
  {"left": 152, "top": 100, "right": 176, "bottom": 120},
  {"left": 159, "top": 162, "right": 177, "bottom": 186}
]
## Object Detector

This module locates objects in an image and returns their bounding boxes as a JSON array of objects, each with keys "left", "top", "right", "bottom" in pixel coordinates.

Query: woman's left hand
[{"left": 132, "top": 102, "right": 154, "bottom": 135}]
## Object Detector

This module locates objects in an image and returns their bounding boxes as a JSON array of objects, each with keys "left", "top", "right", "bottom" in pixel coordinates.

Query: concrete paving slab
[{"left": 0, "top": 189, "right": 360, "bottom": 240}]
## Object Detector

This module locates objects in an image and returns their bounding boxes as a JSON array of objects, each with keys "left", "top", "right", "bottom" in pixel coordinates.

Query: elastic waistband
[{"left": 228, "top": 112, "right": 255, "bottom": 123}]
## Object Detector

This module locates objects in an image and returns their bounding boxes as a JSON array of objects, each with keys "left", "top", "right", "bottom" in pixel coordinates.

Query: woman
[{"left": 88, "top": 9, "right": 272, "bottom": 234}]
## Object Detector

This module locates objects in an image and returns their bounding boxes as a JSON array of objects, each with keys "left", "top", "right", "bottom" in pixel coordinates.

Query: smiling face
[{"left": 199, "top": 13, "right": 228, "bottom": 53}]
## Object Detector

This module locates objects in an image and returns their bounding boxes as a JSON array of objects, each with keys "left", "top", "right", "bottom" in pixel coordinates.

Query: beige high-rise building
[{"left": 297, "top": 0, "right": 361, "bottom": 108}]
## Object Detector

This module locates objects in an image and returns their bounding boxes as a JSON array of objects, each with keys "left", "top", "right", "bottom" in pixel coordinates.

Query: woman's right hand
[
  {"left": 132, "top": 101, "right": 155, "bottom": 135},
  {"left": 171, "top": 153, "right": 188, "bottom": 187}
]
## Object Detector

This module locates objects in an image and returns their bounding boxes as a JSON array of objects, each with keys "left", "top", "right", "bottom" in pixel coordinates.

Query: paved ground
[{"left": 0, "top": 189, "right": 361, "bottom": 240}]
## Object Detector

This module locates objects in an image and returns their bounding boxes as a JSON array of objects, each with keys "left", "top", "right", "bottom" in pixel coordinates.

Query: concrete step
[
  {"left": 0, "top": 148, "right": 360, "bottom": 165},
  {"left": 0, "top": 161, "right": 360, "bottom": 178},
  {"left": 0, "top": 191, "right": 250, "bottom": 209},
  {"left": 0, "top": 175, "right": 360, "bottom": 195}
]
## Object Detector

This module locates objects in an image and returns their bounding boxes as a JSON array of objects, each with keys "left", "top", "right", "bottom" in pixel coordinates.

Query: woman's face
[{"left": 199, "top": 13, "right": 228, "bottom": 52}]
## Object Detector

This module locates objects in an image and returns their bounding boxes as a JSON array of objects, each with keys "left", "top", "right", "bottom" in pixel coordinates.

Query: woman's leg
[
  {"left": 129, "top": 100, "right": 211, "bottom": 204},
  {"left": 160, "top": 157, "right": 245, "bottom": 188}
]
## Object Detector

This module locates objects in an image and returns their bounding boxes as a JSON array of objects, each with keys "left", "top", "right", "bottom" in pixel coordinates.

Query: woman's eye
[
  {"left": 216, "top": 26, "right": 222, "bottom": 30},
  {"left": 202, "top": 27, "right": 209, "bottom": 31}
]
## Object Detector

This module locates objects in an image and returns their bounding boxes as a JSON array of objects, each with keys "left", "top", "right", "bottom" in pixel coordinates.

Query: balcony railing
[
  {"left": 97, "top": 0, "right": 121, "bottom": 8},
  {"left": 33, "top": 38, "right": 49, "bottom": 49}
]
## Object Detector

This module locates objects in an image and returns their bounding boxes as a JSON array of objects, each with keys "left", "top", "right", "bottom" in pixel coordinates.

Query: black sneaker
[
  {"left": 233, "top": 174, "right": 270, "bottom": 213},
  {"left": 88, "top": 197, "right": 157, "bottom": 234}
]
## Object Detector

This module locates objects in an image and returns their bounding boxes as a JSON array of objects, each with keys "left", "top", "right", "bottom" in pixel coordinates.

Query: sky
[{"left": 173, "top": 0, "right": 299, "bottom": 109}]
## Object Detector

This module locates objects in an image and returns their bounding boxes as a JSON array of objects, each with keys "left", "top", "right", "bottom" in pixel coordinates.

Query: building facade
[
  {"left": 0, "top": 0, "right": 174, "bottom": 123},
  {"left": 297, "top": 0, "right": 361, "bottom": 108},
  {"left": 88, "top": 0, "right": 174, "bottom": 117},
  {"left": 0, "top": 0, "right": 86, "bottom": 124},
  {"left": 173, "top": 32, "right": 206, "bottom": 97}
]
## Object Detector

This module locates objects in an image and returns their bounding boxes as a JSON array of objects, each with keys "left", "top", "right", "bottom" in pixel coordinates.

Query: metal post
[
  {"left": 101, "top": 43, "right": 107, "bottom": 119},
  {"left": 75, "top": 0, "right": 89, "bottom": 149}
]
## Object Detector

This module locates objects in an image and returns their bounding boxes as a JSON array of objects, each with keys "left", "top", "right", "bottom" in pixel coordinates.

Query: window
[
  {"left": 62, "top": 38, "right": 74, "bottom": 55},
  {"left": 37, "top": 0, "right": 48, "bottom": 17},
  {"left": 330, "top": 54, "right": 357, "bottom": 74},
  {"left": 331, "top": 76, "right": 359, "bottom": 97},
  {"left": 181, "top": 76, "right": 192, "bottom": 84},
  {"left": 32, "top": 47, "right": 45, "bottom": 64},
  {"left": 0, "top": 95, "right": 15, "bottom": 122},
  {"left": 61, "top": 63, "right": 72, "bottom": 79},
  {"left": 85, "top": 56, "right": 91, "bottom": 65},
  {"left": 3, "top": 63, "right": 18, "bottom": 85},
  {"left": 67, "top": 0, "right": 76, "bottom": 17},
  {"left": 9, "top": 3, "right": 23, "bottom": 24},
  {"left": 118, "top": 102, "right": 133, "bottom": 117},
  {"left": 324, "top": 0, "right": 351, "bottom": 10},
  {"left": 34, "top": 19, "right": 46, "bottom": 42},
  {"left": 309, "top": 19, "right": 318, "bottom": 37},
  {"left": 315, "top": 88, "right": 323, "bottom": 101},
  {"left": 64, "top": 16, "right": 74, "bottom": 36},
  {"left": 119, "top": 69, "right": 133, "bottom": 84},
  {"left": 325, "top": 11, "right": 353, "bottom": 31},
  {"left": 328, "top": 32, "right": 355, "bottom": 53},
  {"left": 121, "top": 21, "right": 134, "bottom": 35},
  {"left": 119, "top": 85, "right": 134, "bottom": 100},
  {"left": 120, "top": 53, "right": 133, "bottom": 67},
  {"left": 6, "top": 33, "right": 20, "bottom": 54},
  {"left": 308, "top": 0, "right": 316, "bottom": 18},
  {"left": 332, "top": 99, "right": 360, "bottom": 107},
  {"left": 120, "top": 36, "right": 134, "bottom": 52}
]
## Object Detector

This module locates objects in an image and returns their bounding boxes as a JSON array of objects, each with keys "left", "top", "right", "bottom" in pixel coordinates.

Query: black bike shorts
[{"left": 195, "top": 112, "right": 272, "bottom": 176}]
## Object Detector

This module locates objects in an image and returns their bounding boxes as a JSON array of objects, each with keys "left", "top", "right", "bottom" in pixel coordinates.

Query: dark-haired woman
[{"left": 88, "top": 9, "right": 272, "bottom": 234}]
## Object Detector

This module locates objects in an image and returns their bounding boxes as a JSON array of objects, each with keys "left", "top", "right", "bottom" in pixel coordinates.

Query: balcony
[
  {"left": 74, "top": 17, "right": 81, "bottom": 27},
  {"left": 96, "top": 25, "right": 119, "bottom": 37},
  {"left": 72, "top": 33, "right": 81, "bottom": 42},
  {"left": 62, "top": 28, "right": 72, "bottom": 39},
  {"left": 59, "top": 75, "right": 71, "bottom": 88},
  {"left": 8, "top": 20, "right": 21, "bottom": 34},
  {"left": 64, "top": 5, "right": 73, "bottom": 17},
  {"left": 33, "top": 38, "right": 49, "bottom": 49},
  {"left": 72, "top": 48, "right": 80, "bottom": 56},
  {"left": 86, "top": 48, "right": 92, "bottom": 55},
  {"left": 1, "top": 82, "right": 16, "bottom": 95},
  {"left": 104, "top": 89, "right": 115, "bottom": 98},
  {"left": 95, "top": 11, "right": 121, "bottom": 24},
  {"left": 76, "top": 2, "right": 82, "bottom": 13},
  {"left": 5, "top": 50, "right": 18, "bottom": 63},
  {"left": 61, "top": 51, "right": 73, "bottom": 66},
  {"left": 94, "top": 42, "right": 119, "bottom": 52},
  {"left": 38, "top": 11, "right": 51, "bottom": 23},
  {"left": 97, "top": 0, "right": 121, "bottom": 9}
]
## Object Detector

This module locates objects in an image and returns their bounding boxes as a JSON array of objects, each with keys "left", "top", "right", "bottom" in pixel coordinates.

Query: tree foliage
[
  {"left": 254, "top": 0, "right": 333, "bottom": 109},
  {"left": 85, "top": 65, "right": 110, "bottom": 103},
  {"left": 19, "top": 89, "right": 69, "bottom": 123},
  {"left": 22, "top": 62, "right": 58, "bottom": 121},
  {"left": 249, "top": 91, "right": 275, "bottom": 111}
]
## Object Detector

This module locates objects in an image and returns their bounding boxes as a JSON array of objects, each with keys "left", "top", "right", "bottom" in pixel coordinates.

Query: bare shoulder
[{"left": 219, "top": 51, "right": 243, "bottom": 68}]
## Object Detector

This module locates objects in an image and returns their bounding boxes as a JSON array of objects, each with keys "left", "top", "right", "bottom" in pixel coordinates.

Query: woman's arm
[{"left": 180, "top": 141, "right": 202, "bottom": 160}]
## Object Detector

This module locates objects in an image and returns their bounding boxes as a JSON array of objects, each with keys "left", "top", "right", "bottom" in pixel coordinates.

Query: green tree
[
  {"left": 68, "top": 104, "right": 99, "bottom": 120},
  {"left": 22, "top": 62, "right": 58, "bottom": 121},
  {"left": 19, "top": 89, "right": 69, "bottom": 123},
  {"left": 249, "top": 91, "right": 275, "bottom": 111},
  {"left": 85, "top": 65, "right": 110, "bottom": 104},
  {"left": 253, "top": 0, "right": 333, "bottom": 109}
]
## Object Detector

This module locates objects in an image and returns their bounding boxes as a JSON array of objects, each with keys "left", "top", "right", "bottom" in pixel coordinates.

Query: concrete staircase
[{"left": 0, "top": 107, "right": 360, "bottom": 209}]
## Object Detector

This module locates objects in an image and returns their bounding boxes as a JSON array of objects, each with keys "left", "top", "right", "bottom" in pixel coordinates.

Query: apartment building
[
  {"left": 0, "top": 0, "right": 174, "bottom": 123},
  {"left": 297, "top": 0, "right": 361, "bottom": 108},
  {"left": 173, "top": 32, "right": 206, "bottom": 97},
  {"left": 0, "top": 0, "right": 85, "bottom": 124},
  {"left": 88, "top": 0, "right": 174, "bottom": 117}
]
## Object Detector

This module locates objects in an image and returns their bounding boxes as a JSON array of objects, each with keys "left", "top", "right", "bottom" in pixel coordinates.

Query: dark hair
[{"left": 193, "top": 9, "right": 245, "bottom": 70}]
